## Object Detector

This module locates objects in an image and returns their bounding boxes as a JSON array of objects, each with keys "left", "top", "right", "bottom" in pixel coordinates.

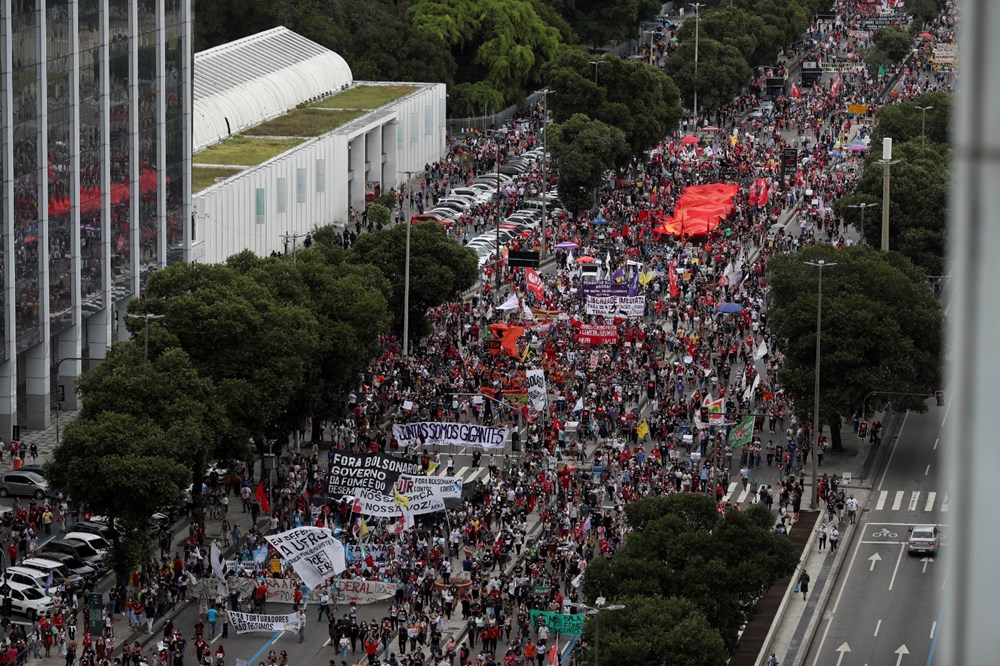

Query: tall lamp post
[
  {"left": 485, "top": 130, "right": 503, "bottom": 290},
  {"left": 691, "top": 2, "right": 704, "bottom": 121},
  {"left": 579, "top": 597, "right": 625, "bottom": 666},
  {"left": 400, "top": 169, "right": 421, "bottom": 357},
  {"left": 804, "top": 259, "right": 836, "bottom": 510},
  {"left": 587, "top": 59, "right": 606, "bottom": 85},
  {"left": 878, "top": 138, "right": 902, "bottom": 251},
  {"left": 125, "top": 312, "right": 165, "bottom": 363},
  {"left": 540, "top": 88, "right": 555, "bottom": 259},
  {"left": 915, "top": 105, "right": 934, "bottom": 151},
  {"left": 847, "top": 202, "right": 878, "bottom": 239}
]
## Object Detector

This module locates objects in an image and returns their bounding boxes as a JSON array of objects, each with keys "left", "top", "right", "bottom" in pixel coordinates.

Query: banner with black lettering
[
  {"left": 229, "top": 611, "right": 302, "bottom": 634},
  {"left": 392, "top": 422, "right": 509, "bottom": 449},
  {"left": 585, "top": 295, "right": 645, "bottom": 318},
  {"left": 396, "top": 474, "right": 463, "bottom": 499},
  {"left": 264, "top": 527, "right": 346, "bottom": 590},
  {"left": 353, "top": 488, "right": 446, "bottom": 518},
  {"left": 326, "top": 452, "right": 422, "bottom": 497},
  {"left": 526, "top": 369, "right": 547, "bottom": 412}
]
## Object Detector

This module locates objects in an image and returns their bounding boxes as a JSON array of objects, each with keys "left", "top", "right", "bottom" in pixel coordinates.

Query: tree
[
  {"left": 47, "top": 345, "right": 204, "bottom": 584},
  {"left": 767, "top": 244, "right": 943, "bottom": 451},
  {"left": 665, "top": 38, "right": 752, "bottom": 112},
  {"left": 838, "top": 138, "right": 950, "bottom": 275},
  {"left": 544, "top": 51, "right": 682, "bottom": 160},
  {"left": 583, "top": 494, "right": 798, "bottom": 653},
  {"left": 873, "top": 26, "right": 914, "bottom": 63},
  {"left": 675, "top": 7, "right": 781, "bottom": 67},
  {"left": 582, "top": 595, "right": 727, "bottom": 666},
  {"left": 447, "top": 81, "right": 507, "bottom": 119},
  {"left": 344, "top": 223, "right": 478, "bottom": 342},
  {"left": 367, "top": 203, "right": 391, "bottom": 229},
  {"left": 548, "top": 113, "right": 629, "bottom": 215},
  {"left": 871, "top": 92, "right": 951, "bottom": 147},
  {"left": 133, "top": 263, "right": 319, "bottom": 456}
]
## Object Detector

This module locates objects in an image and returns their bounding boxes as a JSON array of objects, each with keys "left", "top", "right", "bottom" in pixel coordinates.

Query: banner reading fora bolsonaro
[{"left": 392, "top": 421, "right": 509, "bottom": 449}]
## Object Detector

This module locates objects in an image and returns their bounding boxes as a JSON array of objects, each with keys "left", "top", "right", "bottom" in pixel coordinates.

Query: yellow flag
[
  {"left": 426, "top": 461, "right": 439, "bottom": 476},
  {"left": 637, "top": 421, "right": 650, "bottom": 439},
  {"left": 639, "top": 271, "right": 654, "bottom": 287},
  {"left": 393, "top": 485, "right": 411, "bottom": 509},
  {"left": 359, "top": 517, "right": 370, "bottom": 541}
]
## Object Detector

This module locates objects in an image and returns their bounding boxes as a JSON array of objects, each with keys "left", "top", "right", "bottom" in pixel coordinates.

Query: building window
[
  {"left": 397, "top": 123, "right": 403, "bottom": 149},
  {"left": 410, "top": 112, "right": 418, "bottom": 143},
  {"left": 425, "top": 105, "right": 433, "bottom": 135},
  {"left": 276, "top": 177, "right": 287, "bottom": 213},
  {"left": 316, "top": 159, "right": 326, "bottom": 193},
  {"left": 255, "top": 189, "right": 266, "bottom": 224},
  {"left": 296, "top": 168, "right": 306, "bottom": 203}
]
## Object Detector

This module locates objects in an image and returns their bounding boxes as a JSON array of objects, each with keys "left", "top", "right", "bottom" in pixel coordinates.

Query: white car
[
  {"left": 3, "top": 581, "right": 55, "bottom": 619},
  {"left": 64, "top": 531, "right": 111, "bottom": 560}
]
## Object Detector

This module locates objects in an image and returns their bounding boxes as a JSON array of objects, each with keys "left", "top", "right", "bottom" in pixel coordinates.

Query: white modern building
[{"left": 191, "top": 28, "right": 448, "bottom": 264}]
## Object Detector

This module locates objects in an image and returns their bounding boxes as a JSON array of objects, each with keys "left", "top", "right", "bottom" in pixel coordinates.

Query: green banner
[
  {"left": 728, "top": 414, "right": 755, "bottom": 449},
  {"left": 529, "top": 610, "right": 585, "bottom": 636}
]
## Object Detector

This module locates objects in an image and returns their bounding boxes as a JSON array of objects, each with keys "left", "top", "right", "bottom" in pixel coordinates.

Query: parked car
[
  {"left": 31, "top": 551, "right": 96, "bottom": 579},
  {"left": 19, "top": 557, "right": 85, "bottom": 592},
  {"left": 0, "top": 471, "right": 48, "bottom": 499},
  {"left": 42, "top": 539, "right": 105, "bottom": 574},
  {"left": 3, "top": 566, "right": 56, "bottom": 594},
  {"left": 66, "top": 521, "right": 114, "bottom": 540},
  {"left": 2, "top": 581, "right": 55, "bottom": 620}
]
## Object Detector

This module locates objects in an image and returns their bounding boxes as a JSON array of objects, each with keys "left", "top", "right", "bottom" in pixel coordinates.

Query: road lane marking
[
  {"left": 210, "top": 634, "right": 221, "bottom": 644},
  {"left": 875, "top": 619, "right": 882, "bottom": 636},
  {"left": 930, "top": 621, "right": 936, "bottom": 639},
  {"left": 876, "top": 490, "right": 888, "bottom": 510},
  {"left": 925, "top": 492, "right": 936, "bottom": 511},
  {"left": 933, "top": 437, "right": 939, "bottom": 450},
  {"left": 888, "top": 544, "right": 906, "bottom": 591},
  {"left": 941, "top": 398, "right": 952, "bottom": 426},
  {"left": 736, "top": 488, "right": 750, "bottom": 504},
  {"left": 323, "top": 638, "right": 331, "bottom": 647},
  {"left": 466, "top": 467, "right": 483, "bottom": 482},
  {"left": 941, "top": 493, "right": 950, "bottom": 512},
  {"left": 908, "top": 491, "right": 920, "bottom": 511},
  {"left": 925, "top": 464, "right": 931, "bottom": 476},
  {"left": 814, "top": 520, "right": 871, "bottom": 666},
  {"left": 892, "top": 491, "right": 905, "bottom": 511},
  {"left": 723, "top": 482, "right": 739, "bottom": 502},
  {"left": 877, "top": 412, "right": 910, "bottom": 491}
]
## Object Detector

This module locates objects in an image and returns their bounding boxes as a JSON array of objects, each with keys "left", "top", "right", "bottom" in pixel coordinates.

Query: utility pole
[
  {"left": 400, "top": 170, "right": 421, "bottom": 357},
  {"left": 916, "top": 105, "right": 934, "bottom": 151},
  {"left": 126, "top": 312, "right": 165, "bottom": 363},
  {"left": 540, "top": 89, "right": 553, "bottom": 259},
  {"left": 847, "top": 202, "right": 878, "bottom": 239},
  {"left": 587, "top": 59, "right": 606, "bottom": 86},
  {"left": 692, "top": 2, "right": 704, "bottom": 122},
  {"left": 878, "top": 138, "right": 901, "bottom": 251},
  {"left": 579, "top": 598, "right": 625, "bottom": 666},
  {"left": 804, "top": 259, "right": 836, "bottom": 510},
  {"left": 279, "top": 231, "right": 310, "bottom": 264}
]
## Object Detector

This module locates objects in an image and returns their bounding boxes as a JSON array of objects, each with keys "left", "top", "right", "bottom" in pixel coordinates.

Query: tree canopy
[
  {"left": 547, "top": 113, "right": 629, "bottom": 215},
  {"left": 582, "top": 493, "right": 798, "bottom": 653},
  {"left": 767, "top": 244, "right": 943, "bottom": 449},
  {"left": 665, "top": 37, "right": 753, "bottom": 112}
]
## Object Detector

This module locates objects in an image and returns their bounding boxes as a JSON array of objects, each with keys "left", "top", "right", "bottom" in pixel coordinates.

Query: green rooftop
[
  {"left": 192, "top": 166, "right": 244, "bottom": 193},
  {"left": 242, "top": 108, "right": 367, "bottom": 138},
  {"left": 311, "top": 84, "right": 419, "bottom": 110},
  {"left": 194, "top": 136, "right": 305, "bottom": 167}
]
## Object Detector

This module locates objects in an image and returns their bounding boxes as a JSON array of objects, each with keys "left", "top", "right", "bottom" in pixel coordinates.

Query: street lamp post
[
  {"left": 847, "top": 202, "right": 878, "bottom": 238},
  {"left": 878, "top": 138, "right": 902, "bottom": 251},
  {"left": 278, "top": 232, "right": 309, "bottom": 264},
  {"left": 579, "top": 597, "right": 625, "bottom": 666},
  {"left": 587, "top": 59, "right": 606, "bottom": 85},
  {"left": 400, "top": 170, "right": 421, "bottom": 358},
  {"left": 804, "top": 259, "right": 836, "bottom": 510},
  {"left": 488, "top": 131, "right": 502, "bottom": 290},
  {"left": 125, "top": 312, "right": 165, "bottom": 363},
  {"left": 692, "top": 2, "right": 704, "bottom": 122},
  {"left": 540, "top": 88, "right": 554, "bottom": 259},
  {"left": 915, "top": 105, "right": 934, "bottom": 151}
]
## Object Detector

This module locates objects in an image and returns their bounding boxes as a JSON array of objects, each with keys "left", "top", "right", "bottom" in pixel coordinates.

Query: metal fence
[{"left": 446, "top": 90, "right": 546, "bottom": 135}]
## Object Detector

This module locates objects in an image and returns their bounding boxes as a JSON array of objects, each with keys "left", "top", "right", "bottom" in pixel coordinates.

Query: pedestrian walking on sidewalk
[
  {"left": 798, "top": 570, "right": 811, "bottom": 600},
  {"left": 846, "top": 495, "right": 859, "bottom": 524},
  {"left": 829, "top": 526, "right": 840, "bottom": 553},
  {"left": 817, "top": 524, "right": 828, "bottom": 551}
]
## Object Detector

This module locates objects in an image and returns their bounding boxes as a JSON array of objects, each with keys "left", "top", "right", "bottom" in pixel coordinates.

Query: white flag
[
  {"left": 754, "top": 340, "right": 768, "bottom": 361},
  {"left": 210, "top": 541, "right": 228, "bottom": 596},
  {"left": 265, "top": 527, "right": 346, "bottom": 590},
  {"left": 497, "top": 294, "right": 520, "bottom": 310},
  {"left": 573, "top": 397, "right": 584, "bottom": 414},
  {"left": 522, "top": 301, "right": 535, "bottom": 320}
]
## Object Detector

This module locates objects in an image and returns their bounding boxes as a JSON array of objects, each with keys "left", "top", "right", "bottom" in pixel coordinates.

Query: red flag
[
  {"left": 525, "top": 268, "right": 545, "bottom": 299},
  {"left": 791, "top": 82, "right": 800, "bottom": 99},
  {"left": 748, "top": 179, "right": 759, "bottom": 207},
  {"left": 668, "top": 261, "right": 680, "bottom": 298},
  {"left": 548, "top": 643, "right": 559, "bottom": 666},
  {"left": 759, "top": 178, "right": 769, "bottom": 206},
  {"left": 255, "top": 482, "right": 270, "bottom": 514}
]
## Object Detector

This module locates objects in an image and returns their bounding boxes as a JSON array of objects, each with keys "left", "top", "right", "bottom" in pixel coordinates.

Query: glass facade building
[{"left": 0, "top": 0, "right": 192, "bottom": 434}]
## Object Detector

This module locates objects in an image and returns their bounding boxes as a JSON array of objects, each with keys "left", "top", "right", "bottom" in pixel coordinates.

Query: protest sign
[
  {"left": 528, "top": 610, "right": 586, "bottom": 636},
  {"left": 392, "top": 422, "right": 508, "bottom": 449},
  {"left": 576, "top": 324, "right": 619, "bottom": 344},
  {"left": 353, "top": 488, "right": 445, "bottom": 517},
  {"left": 396, "top": 474, "right": 463, "bottom": 499},
  {"left": 585, "top": 295, "right": 645, "bottom": 318},
  {"left": 265, "top": 527, "right": 346, "bottom": 589},
  {"left": 581, "top": 281, "right": 629, "bottom": 297},
  {"left": 330, "top": 579, "right": 397, "bottom": 604},
  {"left": 229, "top": 611, "right": 301, "bottom": 634},
  {"left": 526, "top": 369, "right": 547, "bottom": 412},
  {"left": 326, "top": 452, "right": 422, "bottom": 497}
]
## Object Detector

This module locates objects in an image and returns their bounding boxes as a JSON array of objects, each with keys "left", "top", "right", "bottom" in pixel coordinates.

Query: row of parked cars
[{"left": 1, "top": 517, "right": 113, "bottom": 618}]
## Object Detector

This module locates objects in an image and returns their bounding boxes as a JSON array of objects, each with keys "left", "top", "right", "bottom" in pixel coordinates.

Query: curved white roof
[{"left": 193, "top": 27, "right": 353, "bottom": 151}]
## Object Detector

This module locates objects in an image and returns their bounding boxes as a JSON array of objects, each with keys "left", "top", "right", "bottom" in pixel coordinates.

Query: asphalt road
[{"left": 805, "top": 400, "right": 949, "bottom": 666}]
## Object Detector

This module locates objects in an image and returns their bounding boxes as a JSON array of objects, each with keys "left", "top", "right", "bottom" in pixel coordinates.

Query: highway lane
[{"left": 807, "top": 403, "right": 948, "bottom": 666}]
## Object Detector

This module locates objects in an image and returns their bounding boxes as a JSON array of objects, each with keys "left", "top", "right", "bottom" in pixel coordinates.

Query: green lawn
[
  {"left": 242, "top": 108, "right": 367, "bottom": 137},
  {"left": 192, "top": 166, "right": 244, "bottom": 193},
  {"left": 194, "top": 136, "right": 304, "bottom": 166},
  {"left": 311, "top": 85, "right": 419, "bottom": 110}
]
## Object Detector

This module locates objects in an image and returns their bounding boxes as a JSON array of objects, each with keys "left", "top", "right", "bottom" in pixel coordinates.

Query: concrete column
[
  {"left": 383, "top": 122, "right": 399, "bottom": 191},
  {"left": 154, "top": 0, "right": 166, "bottom": 271},
  {"left": 349, "top": 135, "right": 365, "bottom": 213},
  {"left": 181, "top": 0, "right": 193, "bottom": 262},
  {"left": 366, "top": 128, "right": 381, "bottom": 195},
  {"left": 55, "top": 328, "right": 81, "bottom": 411},
  {"left": 127, "top": 0, "right": 140, "bottom": 301},
  {"left": 0, "top": 1, "right": 17, "bottom": 441},
  {"left": 26, "top": 2, "right": 51, "bottom": 430}
]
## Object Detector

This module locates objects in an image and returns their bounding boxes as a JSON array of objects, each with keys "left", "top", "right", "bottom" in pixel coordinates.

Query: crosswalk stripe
[
  {"left": 876, "top": 490, "right": 888, "bottom": 511},
  {"left": 723, "top": 482, "right": 739, "bottom": 502},
  {"left": 925, "top": 492, "right": 936, "bottom": 512},
  {"left": 892, "top": 490, "right": 905, "bottom": 511},
  {"left": 454, "top": 466, "right": 469, "bottom": 481},
  {"left": 736, "top": 488, "right": 750, "bottom": 504},
  {"left": 941, "top": 493, "right": 950, "bottom": 512},
  {"left": 466, "top": 467, "right": 483, "bottom": 483},
  {"left": 908, "top": 491, "right": 920, "bottom": 511}
]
